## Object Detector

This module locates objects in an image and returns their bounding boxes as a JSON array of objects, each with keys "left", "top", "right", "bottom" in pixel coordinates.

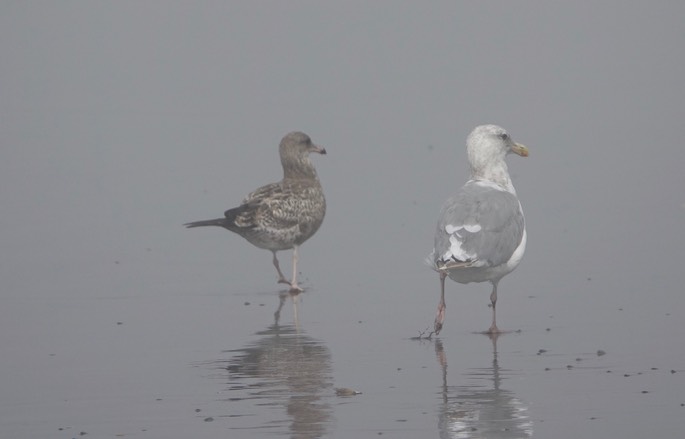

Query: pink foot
[
  {"left": 434, "top": 303, "right": 445, "bottom": 335},
  {"left": 486, "top": 324, "right": 502, "bottom": 335}
]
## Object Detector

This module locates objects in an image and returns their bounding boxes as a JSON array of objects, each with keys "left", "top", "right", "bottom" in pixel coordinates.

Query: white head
[{"left": 466, "top": 124, "right": 528, "bottom": 192}]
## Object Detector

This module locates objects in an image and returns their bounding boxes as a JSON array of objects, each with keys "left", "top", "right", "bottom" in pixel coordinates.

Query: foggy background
[
  {"left": 2, "top": 2, "right": 684, "bottom": 438},
  {"left": 3, "top": 1, "right": 684, "bottom": 303}
]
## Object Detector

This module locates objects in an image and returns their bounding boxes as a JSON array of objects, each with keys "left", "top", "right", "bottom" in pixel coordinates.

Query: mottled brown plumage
[{"left": 185, "top": 131, "right": 326, "bottom": 291}]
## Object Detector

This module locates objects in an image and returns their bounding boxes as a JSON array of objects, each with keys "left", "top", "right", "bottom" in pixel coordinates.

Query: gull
[
  {"left": 185, "top": 131, "right": 326, "bottom": 291},
  {"left": 428, "top": 125, "right": 528, "bottom": 334}
]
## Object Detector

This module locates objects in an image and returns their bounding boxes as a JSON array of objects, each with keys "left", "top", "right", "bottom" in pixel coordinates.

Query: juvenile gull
[
  {"left": 185, "top": 131, "right": 326, "bottom": 291},
  {"left": 428, "top": 125, "right": 528, "bottom": 334}
]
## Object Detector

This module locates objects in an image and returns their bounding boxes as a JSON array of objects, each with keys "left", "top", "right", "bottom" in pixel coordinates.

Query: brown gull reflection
[
  {"left": 436, "top": 335, "right": 533, "bottom": 438},
  {"left": 218, "top": 292, "right": 333, "bottom": 439}
]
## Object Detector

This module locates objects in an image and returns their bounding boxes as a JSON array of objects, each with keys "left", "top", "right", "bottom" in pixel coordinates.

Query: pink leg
[
  {"left": 487, "top": 281, "right": 501, "bottom": 334},
  {"left": 434, "top": 272, "right": 447, "bottom": 335},
  {"left": 289, "top": 245, "right": 302, "bottom": 292},
  {"left": 272, "top": 251, "right": 291, "bottom": 285}
]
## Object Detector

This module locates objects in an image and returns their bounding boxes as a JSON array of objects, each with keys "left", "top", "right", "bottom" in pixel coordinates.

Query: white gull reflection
[{"left": 436, "top": 335, "right": 533, "bottom": 438}]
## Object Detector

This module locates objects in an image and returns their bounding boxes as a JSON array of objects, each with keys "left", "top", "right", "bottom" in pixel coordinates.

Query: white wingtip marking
[
  {"left": 445, "top": 235, "right": 474, "bottom": 262},
  {"left": 445, "top": 224, "right": 460, "bottom": 234},
  {"left": 446, "top": 223, "right": 481, "bottom": 234}
]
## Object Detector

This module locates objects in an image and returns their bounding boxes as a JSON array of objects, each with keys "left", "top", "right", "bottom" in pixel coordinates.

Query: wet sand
[{"left": 2, "top": 264, "right": 683, "bottom": 439}]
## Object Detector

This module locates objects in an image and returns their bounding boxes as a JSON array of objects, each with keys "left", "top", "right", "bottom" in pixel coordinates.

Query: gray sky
[{"left": 2, "top": 1, "right": 684, "bottom": 312}]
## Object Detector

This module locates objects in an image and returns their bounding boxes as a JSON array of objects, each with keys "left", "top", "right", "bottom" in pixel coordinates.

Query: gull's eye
[{"left": 500, "top": 132, "right": 509, "bottom": 140}]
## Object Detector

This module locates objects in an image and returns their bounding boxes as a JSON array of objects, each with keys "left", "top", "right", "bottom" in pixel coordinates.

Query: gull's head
[
  {"left": 466, "top": 125, "right": 528, "bottom": 191},
  {"left": 280, "top": 131, "right": 326, "bottom": 180},
  {"left": 280, "top": 131, "right": 326, "bottom": 159},
  {"left": 467, "top": 125, "right": 528, "bottom": 162}
]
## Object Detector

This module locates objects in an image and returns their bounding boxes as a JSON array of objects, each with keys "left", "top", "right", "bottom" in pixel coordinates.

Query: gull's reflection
[
  {"left": 436, "top": 335, "right": 533, "bottom": 438},
  {"left": 221, "top": 291, "right": 333, "bottom": 439}
]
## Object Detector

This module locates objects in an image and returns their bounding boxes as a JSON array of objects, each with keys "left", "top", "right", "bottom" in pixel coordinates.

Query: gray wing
[{"left": 434, "top": 181, "right": 524, "bottom": 268}]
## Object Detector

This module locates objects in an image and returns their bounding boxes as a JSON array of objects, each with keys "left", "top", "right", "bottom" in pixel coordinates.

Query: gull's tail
[{"left": 425, "top": 251, "right": 438, "bottom": 272}]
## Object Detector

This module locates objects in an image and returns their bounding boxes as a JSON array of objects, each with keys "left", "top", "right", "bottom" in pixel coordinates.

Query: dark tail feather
[{"left": 184, "top": 218, "right": 230, "bottom": 229}]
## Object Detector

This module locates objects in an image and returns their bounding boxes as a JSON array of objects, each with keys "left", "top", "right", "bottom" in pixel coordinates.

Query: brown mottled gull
[
  {"left": 427, "top": 125, "right": 529, "bottom": 334},
  {"left": 185, "top": 131, "right": 326, "bottom": 291}
]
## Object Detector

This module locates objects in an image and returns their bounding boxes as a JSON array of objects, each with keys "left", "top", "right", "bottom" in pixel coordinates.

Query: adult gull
[
  {"left": 185, "top": 131, "right": 326, "bottom": 292},
  {"left": 428, "top": 125, "right": 528, "bottom": 334}
]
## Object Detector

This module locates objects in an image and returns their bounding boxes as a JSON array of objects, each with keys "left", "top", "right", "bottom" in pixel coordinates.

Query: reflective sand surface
[{"left": 3, "top": 279, "right": 683, "bottom": 438}]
